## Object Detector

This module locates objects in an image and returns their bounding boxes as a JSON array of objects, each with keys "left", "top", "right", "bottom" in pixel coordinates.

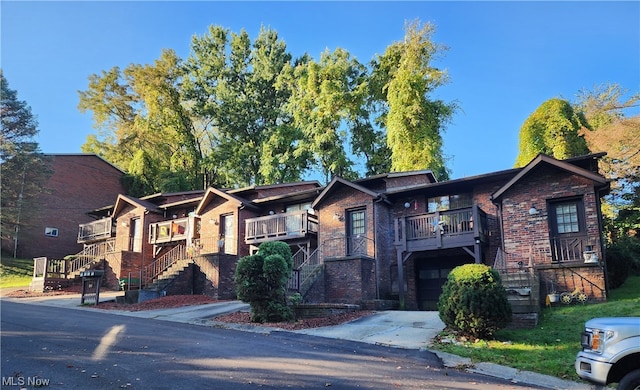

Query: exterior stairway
[
  {"left": 289, "top": 247, "right": 323, "bottom": 298},
  {"left": 144, "top": 258, "right": 192, "bottom": 292}
]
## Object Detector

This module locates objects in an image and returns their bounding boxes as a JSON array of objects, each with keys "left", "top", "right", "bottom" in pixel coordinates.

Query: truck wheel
[{"left": 618, "top": 369, "right": 640, "bottom": 390}]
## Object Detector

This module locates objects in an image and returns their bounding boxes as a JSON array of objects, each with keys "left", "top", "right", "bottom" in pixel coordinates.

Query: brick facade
[
  {"left": 14, "top": 154, "right": 125, "bottom": 259},
  {"left": 58, "top": 153, "right": 608, "bottom": 313}
]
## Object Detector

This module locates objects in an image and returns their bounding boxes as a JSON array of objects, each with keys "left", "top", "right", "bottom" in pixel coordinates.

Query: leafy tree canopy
[
  {"left": 382, "top": 20, "right": 455, "bottom": 180},
  {"left": 574, "top": 83, "right": 640, "bottom": 238},
  {"left": 78, "top": 21, "right": 457, "bottom": 191},
  {"left": 515, "top": 98, "right": 590, "bottom": 167}
]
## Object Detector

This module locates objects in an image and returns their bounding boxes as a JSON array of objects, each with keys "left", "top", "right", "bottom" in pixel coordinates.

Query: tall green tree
[
  {"left": 287, "top": 48, "right": 365, "bottom": 182},
  {"left": 383, "top": 20, "right": 455, "bottom": 180},
  {"left": 0, "top": 71, "right": 51, "bottom": 257},
  {"left": 514, "top": 98, "right": 590, "bottom": 167},
  {"left": 183, "top": 25, "right": 305, "bottom": 187},
  {"left": 79, "top": 50, "right": 202, "bottom": 195}
]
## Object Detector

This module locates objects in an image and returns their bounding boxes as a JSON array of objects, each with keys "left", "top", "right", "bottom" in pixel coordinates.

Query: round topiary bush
[
  {"left": 234, "top": 241, "right": 294, "bottom": 323},
  {"left": 437, "top": 263, "right": 512, "bottom": 339}
]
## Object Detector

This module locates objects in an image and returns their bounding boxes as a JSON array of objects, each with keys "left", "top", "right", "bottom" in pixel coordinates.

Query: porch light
[
  {"left": 528, "top": 205, "right": 539, "bottom": 215},
  {"left": 209, "top": 218, "right": 218, "bottom": 225},
  {"left": 268, "top": 210, "right": 275, "bottom": 215},
  {"left": 333, "top": 212, "right": 344, "bottom": 222}
]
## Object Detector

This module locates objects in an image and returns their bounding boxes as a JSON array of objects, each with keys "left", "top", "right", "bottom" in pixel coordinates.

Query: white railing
[
  {"left": 245, "top": 210, "right": 318, "bottom": 243},
  {"left": 77, "top": 218, "right": 113, "bottom": 243}
]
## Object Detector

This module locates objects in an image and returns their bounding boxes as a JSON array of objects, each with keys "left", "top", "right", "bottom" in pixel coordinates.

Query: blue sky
[{"left": 2, "top": 1, "right": 638, "bottom": 181}]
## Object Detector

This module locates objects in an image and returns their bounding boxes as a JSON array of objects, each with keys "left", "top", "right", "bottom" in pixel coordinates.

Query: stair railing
[
  {"left": 142, "top": 245, "right": 187, "bottom": 286},
  {"left": 67, "top": 238, "right": 116, "bottom": 277}
]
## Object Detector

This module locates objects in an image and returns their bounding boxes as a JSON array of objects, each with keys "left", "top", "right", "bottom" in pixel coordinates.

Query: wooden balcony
[
  {"left": 148, "top": 217, "right": 197, "bottom": 245},
  {"left": 395, "top": 205, "right": 488, "bottom": 252},
  {"left": 78, "top": 218, "right": 114, "bottom": 243},
  {"left": 245, "top": 210, "right": 318, "bottom": 245}
]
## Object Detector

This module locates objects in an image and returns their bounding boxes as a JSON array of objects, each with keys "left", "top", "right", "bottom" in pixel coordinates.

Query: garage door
[{"left": 416, "top": 258, "right": 469, "bottom": 310}]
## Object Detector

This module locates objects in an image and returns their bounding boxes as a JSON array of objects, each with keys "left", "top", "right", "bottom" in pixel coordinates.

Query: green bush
[
  {"left": 234, "top": 241, "right": 294, "bottom": 323},
  {"left": 437, "top": 264, "right": 512, "bottom": 339}
]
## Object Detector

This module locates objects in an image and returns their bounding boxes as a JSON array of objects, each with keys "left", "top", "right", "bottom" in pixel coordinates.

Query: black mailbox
[{"left": 80, "top": 270, "right": 105, "bottom": 305}]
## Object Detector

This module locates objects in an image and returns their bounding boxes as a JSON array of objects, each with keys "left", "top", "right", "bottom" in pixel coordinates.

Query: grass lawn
[
  {"left": 0, "top": 256, "right": 33, "bottom": 288},
  {"left": 431, "top": 275, "right": 640, "bottom": 382}
]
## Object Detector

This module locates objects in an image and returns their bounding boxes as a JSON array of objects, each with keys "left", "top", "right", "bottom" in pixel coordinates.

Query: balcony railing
[
  {"left": 77, "top": 218, "right": 113, "bottom": 243},
  {"left": 245, "top": 210, "right": 318, "bottom": 245},
  {"left": 148, "top": 217, "right": 196, "bottom": 245},
  {"left": 495, "top": 236, "right": 601, "bottom": 271},
  {"left": 396, "top": 206, "right": 487, "bottom": 251},
  {"left": 531, "top": 236, "right": 599, "bottom": 264}
]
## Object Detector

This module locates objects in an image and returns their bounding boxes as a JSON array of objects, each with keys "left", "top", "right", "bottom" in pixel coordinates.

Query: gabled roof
[
  {"left": 311, "top": 177, "right": 388, "bottom": 209},
  {"left": 228, "top": 181, "right": 322, "bottom": 196},
  {"left": 355, "top": 169, "right": 437, "bottom": 184},
  {"left": 159, "top": 196, "right": 204, "bottom": 210},
  {"left": 252, "top": 187, "right": 324, "bottom": 205},
  {"left": 491, "top": 153, "right": 609, "bottom": 201},
  {"left": 113, "top": 194, "right": 163, "bottom": 217},
  {"left": 45, "top": 153, "right": 126, "bottom": 174},
  {"left": 195, "top": 187, "right": 259, "bottom": 215}
]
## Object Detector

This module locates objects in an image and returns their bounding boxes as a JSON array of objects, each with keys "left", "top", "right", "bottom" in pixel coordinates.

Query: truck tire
[{"left": 618, "top": 369, "right": 640, "bottom": 390}]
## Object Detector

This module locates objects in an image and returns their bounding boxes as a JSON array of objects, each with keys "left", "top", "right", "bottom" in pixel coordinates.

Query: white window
[{"left": 44, "top": 227, "right": 59, "bottom": 237}]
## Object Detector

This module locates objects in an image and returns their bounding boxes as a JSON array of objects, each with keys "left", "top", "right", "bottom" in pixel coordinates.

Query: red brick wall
[
  {"left": 324, "top": 257, "right": 376, "bottom": 304},
  {"left": 538, "top": 264, "right": 606, "bottom": 301},
  {"left": 113, "top": 205, "right": 160, "bottom": 276},
  {"left": 198, "top": 201, "right": 245, "bottom": 256},
  {"left": 500, "top": 166, "right": 602, "bottom": 268},
  {"left": 17, "top": 154, "right": 125, "bottom": 259},
  {"left": 318, "top": 187, "right": 375, "bottom": 258}
]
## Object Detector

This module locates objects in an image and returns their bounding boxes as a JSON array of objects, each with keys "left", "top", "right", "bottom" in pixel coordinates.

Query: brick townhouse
[{"left": 37, "top": 153, "right": 610, "bottom": 318}]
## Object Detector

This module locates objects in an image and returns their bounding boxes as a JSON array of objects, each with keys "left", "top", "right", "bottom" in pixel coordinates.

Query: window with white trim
[{"left": 44, "top": 227, "right": 59, "bottom": 237}]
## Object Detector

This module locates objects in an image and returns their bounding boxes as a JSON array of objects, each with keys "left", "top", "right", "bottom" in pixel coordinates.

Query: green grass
[
  {"left": 0, "top": 256, "right": 33, "bottom": 288},
  {"left": 431, "top": 275, "right": 640, "bottom": 382}
]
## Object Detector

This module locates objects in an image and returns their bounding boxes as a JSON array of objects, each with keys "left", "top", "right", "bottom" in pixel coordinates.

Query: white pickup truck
[{"left": 575, "top": 317, "right": 640, "bottom": 390}]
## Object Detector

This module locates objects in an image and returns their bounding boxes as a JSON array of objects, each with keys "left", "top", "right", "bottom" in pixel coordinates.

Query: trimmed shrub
[
  {"left": 437, "top": 264, "right": 512, "bottom": 339},
  {"left": 234, "top": 241, "right": 294, "bottom": 323}
]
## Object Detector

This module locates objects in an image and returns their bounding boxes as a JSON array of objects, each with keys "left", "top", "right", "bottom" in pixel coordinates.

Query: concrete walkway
[{"left": 1, "top": 290, "right": 598, "bottom": 389}]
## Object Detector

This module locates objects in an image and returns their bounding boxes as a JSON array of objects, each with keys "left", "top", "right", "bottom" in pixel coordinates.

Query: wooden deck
[
  {"left": 245, "top": 210, "right": 318, "bottom": 245},
  {"left": 395, "top": 206, "right": 488, "bottom": 252}
]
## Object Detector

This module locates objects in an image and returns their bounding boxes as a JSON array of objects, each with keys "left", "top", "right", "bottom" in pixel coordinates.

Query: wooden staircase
[
  {"left": 67, "top": 239, "right": 116, "bottom": 279},
  {"left": 30, "top": 239, "right": 115, "bottom": 292}
]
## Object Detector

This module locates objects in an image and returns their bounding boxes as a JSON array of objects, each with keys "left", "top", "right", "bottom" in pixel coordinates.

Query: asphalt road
[{"left": 1, "top": 300, "right": 543, "bottom": 389}]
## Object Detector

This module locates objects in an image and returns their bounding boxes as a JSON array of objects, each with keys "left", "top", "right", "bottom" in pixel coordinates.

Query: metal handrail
[{"left": 142, "top": 245, "right": 187, "bottom": 286}]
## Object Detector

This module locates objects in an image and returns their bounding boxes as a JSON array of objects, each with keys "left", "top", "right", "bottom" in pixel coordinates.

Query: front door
[{"left": 220, "top": 214, "right": 236, "bottom": 255}]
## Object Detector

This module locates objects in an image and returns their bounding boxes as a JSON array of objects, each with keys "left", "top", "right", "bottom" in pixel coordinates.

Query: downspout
[
  {"left": 372, "top": 198, "right": 380, "bottom": 300},
  {"left": 596, "top": 185, "right": 609, "bottom": 298},
  {"left": 491, "top": 197, "right": 505, "bottom": 267}
]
